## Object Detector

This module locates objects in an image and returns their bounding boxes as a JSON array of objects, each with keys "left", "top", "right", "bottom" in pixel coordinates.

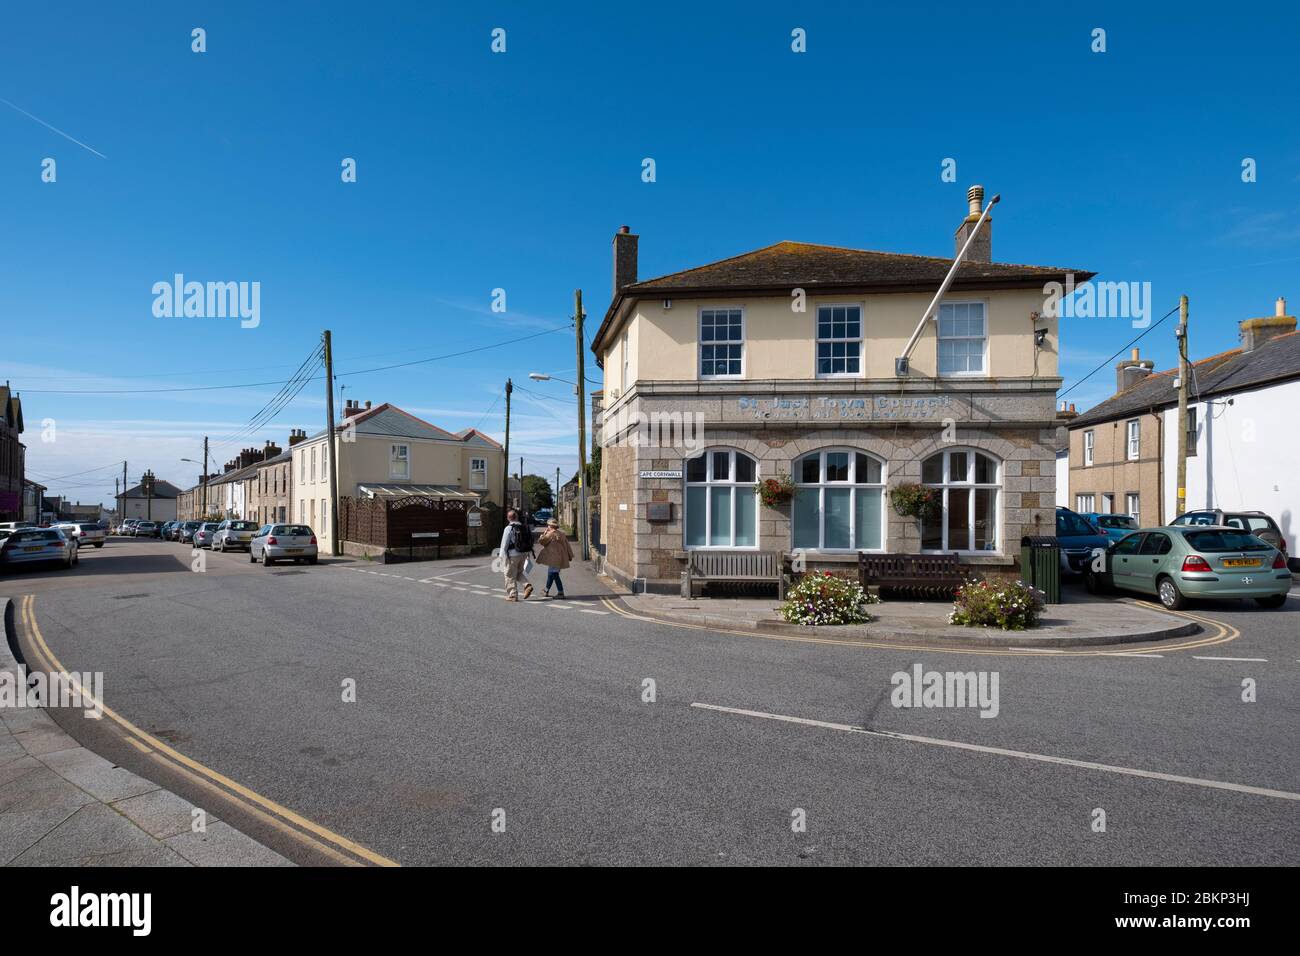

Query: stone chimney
[
  {"left": 1115, "top": 347, "right": 1154, "bottom": 393},
  {"left": 263, "top": 440, "right": 282, "bottom": 459},
  {"left": 1240, "top": 296, "right": 1297, "bottom": 352},
  {"left": 237, "top": 447, "right": 265, "bottom": 469},
  {"left": 953, "top": 185, "right": 991, "bottom": 263},
  {"left": 288, "top": 429, "right": 307, "bottom": 446},
  {"left": 1055, "top": 401, "right": 1078, "bottom": 422},
  {"left": 613, "top": 225, "right": 638, "bottom": 294},
  {"left": 223, "top": 460, "right": 237, "bottom": 473},
  {"left": 343, "top": 399, "right": 370, "bottom": 419}
]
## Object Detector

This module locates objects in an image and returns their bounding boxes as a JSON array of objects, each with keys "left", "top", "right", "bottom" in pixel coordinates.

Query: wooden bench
[
  {"left": 683, "top": 550, "right": 786, "bottom": 599},
  {"left": 858, "top": 553, "right": 965, "bottom": 598}
]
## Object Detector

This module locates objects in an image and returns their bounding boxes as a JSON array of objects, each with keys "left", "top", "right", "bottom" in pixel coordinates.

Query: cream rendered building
[
  {"left": 290, "top": 401, "right": 504, "bottom": 537},
  {"left": 592, "top": 188, "right": 1094, "bottom": 591}
]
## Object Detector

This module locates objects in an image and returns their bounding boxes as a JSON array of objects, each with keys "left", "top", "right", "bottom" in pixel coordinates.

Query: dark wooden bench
[
  {"left": 684, "top": 550, "right": 786, "bottom": 599},
  {"left": 858, "top": 553, "right": 965, "bottom": 598}
]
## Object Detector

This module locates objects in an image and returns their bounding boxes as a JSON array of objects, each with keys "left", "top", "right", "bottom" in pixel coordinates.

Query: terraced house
[{"left": 591, "top": 188, "right": 1093, "bottom": 592}]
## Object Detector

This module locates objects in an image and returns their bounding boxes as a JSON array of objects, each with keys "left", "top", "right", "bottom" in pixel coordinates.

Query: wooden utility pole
[
  {"left": 575, "top": 289, "right": 590, "bottom": 561},
  {"left": 201, "top": 436, "right": 209, "bottom": 517},
  {"left": 502, "top": 378, "right": 512, "bottom": 519},
  {"left": 1174, "top": 295, "right": 1190, "bottom": 518},
  {"left": 323, "top": 330, "right": 340, "bottom": 555},
  {"left": 122, "top": 462, "right": 128, "bottom": 521}
]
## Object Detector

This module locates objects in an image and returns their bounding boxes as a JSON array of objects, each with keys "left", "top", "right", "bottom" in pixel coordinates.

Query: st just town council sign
[{"left": 734, "top": 394, "right": 956, "bottom": 422}]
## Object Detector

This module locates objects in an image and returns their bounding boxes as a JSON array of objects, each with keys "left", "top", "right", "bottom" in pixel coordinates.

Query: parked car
[
  {"left": 119, "top": 519, "right": 140, "bottom": 536},
  {"left": 249, "top": 524, "right": 318, "bottom": 566},
  {"left": 1080, "top": 512, "right": 1139, "bottom": 543},
  {"left": 52, "top": 520, "right": 107, "bottom": 549},
  {"left": 1085, "top": 526, "right": 1290, "bottom": 610},
  {"left": 134, "top": 520, "right": 160, "bottom": 538},
  {"left": 0, "top": 528, "right": 78, "bottom": 570},
  {"left": 1170, "top": 509, "right": 1291, "bottom": 568},
  {"left": 177, "top": 520, "right": 202, "bottom": 544},
  {"left": 1055, "top": 507, "right": 1112, "bottom": 576},
  {"left": 0, "top": 521, "right": 37, "bottom": 533},
  {"left": 213, "top": 519, "right": 259, "bottom": 552},
  {"left": 192, "top": 522, "right": 220, "bottom": 548},
  {"left": 158, "top": 521, "right": 175, "bottom": 540}
]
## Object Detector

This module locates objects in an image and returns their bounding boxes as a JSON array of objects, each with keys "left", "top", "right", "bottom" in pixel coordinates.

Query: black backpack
[{"left": 510, "top": 522, "right": 533, "bottom": 553}]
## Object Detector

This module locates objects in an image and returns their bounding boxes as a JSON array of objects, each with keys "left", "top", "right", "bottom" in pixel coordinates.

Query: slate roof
[
  {"left": 1070, "top": 330, "right": 1300, "bottom": 428},
  {"left": 121, "top": 479, "right": 182, "bottom": 499},
  {"left": 594, "top": 240, "right": 1095, "bottom": 355},
  {"left": 307, "top": 403, "right": 498, "bottom": 446}
]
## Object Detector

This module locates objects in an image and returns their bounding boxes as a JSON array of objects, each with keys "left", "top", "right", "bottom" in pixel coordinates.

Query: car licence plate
[
  {"left": 286, "top": 548, "right": 302, "bottom": 554},
  {"left": 24, "top": 546, "right": 43, "bottom": 552},
  {"left": 1223, "top": 558, "right": 1262, "bottom": 568}
]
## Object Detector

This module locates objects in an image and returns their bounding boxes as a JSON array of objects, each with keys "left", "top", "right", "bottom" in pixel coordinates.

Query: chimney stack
[
  {"left": 613, "top": 225, "right": 638, "bottom": 295},
  {"left": 263, "top": 440, "right": 282, "bottom": 459},
  {"left": 953, "top": 185, "right": 991, "bottom": 263},
  {"left": 344, "top": 399, "right": 370, "bottom": 419},
  {"left": 1239, "top": 296, "right": 1296, "bottom": 352},
  {"left": 1115, "top": 347, "right": 1154, "bottom": 393},
  {"left": 288, "top": 429, "right": 307, "bottom": 446}
]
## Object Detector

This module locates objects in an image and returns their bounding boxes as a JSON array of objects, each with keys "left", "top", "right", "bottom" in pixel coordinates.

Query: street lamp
[
  {"left": 528, "top": 372, "right": 579, "bottom": 395},
  {"left": 530, "top": 368, "right": 589, "bottom": 561}
]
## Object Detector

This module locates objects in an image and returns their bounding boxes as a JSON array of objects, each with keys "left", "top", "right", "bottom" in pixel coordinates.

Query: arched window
[
  {"left": 685, "top": 449, "right": 757, "bottom": 548},
  {"left": 920, "top": 449, "right": 1000, "bottom": 552},
  {"left": 792, "top": 449, "right": 885, "bottom": 551}
]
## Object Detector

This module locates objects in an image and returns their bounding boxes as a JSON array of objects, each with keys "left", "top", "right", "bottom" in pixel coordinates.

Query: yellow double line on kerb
[{"left": 18, "top": 594, "right": 398, "bottom": 867}]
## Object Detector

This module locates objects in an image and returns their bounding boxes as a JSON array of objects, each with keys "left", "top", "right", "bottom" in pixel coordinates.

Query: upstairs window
[
  {"left": 390, "top": 444, "right": 410, "bottom": 480},
  {"left": 699, "top": 309, "right": 743, "bottom": 378},
  {"left": 1083, "top": 430, "right": 1094, "bottom": 466},
  {"left": 1126, "top": 419, "right": 1140, "bottom": 460},
  {"left": 816, "top": 305, "right": 862, "bottom": 376},
  {"left": 470, "top": 457, "right": 487, "bottom": 489},
  {"left": 937, "top": 302, "right": 986, "bottom": 375}
]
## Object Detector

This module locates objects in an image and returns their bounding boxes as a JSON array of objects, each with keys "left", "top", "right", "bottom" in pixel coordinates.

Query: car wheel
[
  {"left": 308, "top": 556, "right": 318, "bottom": 565},
  {"left": 1157, "top": 576, "right": 1185, "bottom": 610},
  {"left": 248, "top": 550, "right": 256, "bottom": 564},
  {"left": 1254, "top": 594, "right": 1286, "bottom": 609},
  {"left": 94, "top": 543, "right": 103, "bottom": 549},
  {"left": 263, "top": 550, "right": 274, "bottom": 567},
  {"left": 1084, "top": 569, "right": 1106, "bottom": 594}
]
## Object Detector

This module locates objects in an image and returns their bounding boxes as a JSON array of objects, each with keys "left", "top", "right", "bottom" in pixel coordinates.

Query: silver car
[
  {"left": 249, "top": 524, "right": 318, "bottom": 566},
  {"left": 53, "top": 521, "right": 107, "bottom": 549},
  {"left": 192, "top": 522, "right": 220, "bottom": 549},
  {"left": 213, "top": 519, "right": 259, "bottom": 552},
  {"left": 0, "top": 528, "right": 78, "bottom": 570}
]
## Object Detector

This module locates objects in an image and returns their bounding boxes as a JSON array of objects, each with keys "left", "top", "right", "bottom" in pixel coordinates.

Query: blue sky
[{"left": 4, "top": 1, "right": 1298, "bottom": 507}]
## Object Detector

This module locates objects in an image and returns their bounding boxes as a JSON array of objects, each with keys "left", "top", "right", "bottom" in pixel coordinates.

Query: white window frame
[
  {"left": 920, "top": 448, "right": 1001, "bottom": 553},
  {"left": 698, "top": 308, "right": 745, "bottom": 380},
  {"left": 1102, "top": 492, "right": 1114, "bottom": 514},
  {"left": 310, "top": 447, "right": 316, "bottom": 482},
  {"left": 814, "top": 303, "right": 864, "bottom": 379},
  {"left": 936, "top": 300, "right": 988, "bottom": 377},
  {"left": 1083, "top": 430, "right": 1094, "bottom": 467},
  {"left": 1126, "top": 493, "right": 1140, "bottom": 524},
  {"left": 1126, "top": 419, "right": 1140, "bottom": 460},
  {"left": 1076, "top": 494, "right": 1096, "bottom": 513},
  {"left": 791, "top": 448, "right": 886, "bottom": 552},
  {"left": 470, "top": 457, "right": 487, "bottom": 490},
  {"left": 390, "top": 443, "right": 410, "bottom": 480},
  {"left": 683, "top": 448, "right": 758, "bottom": 549}
]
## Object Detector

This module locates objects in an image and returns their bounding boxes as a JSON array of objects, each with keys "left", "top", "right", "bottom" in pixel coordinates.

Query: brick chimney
[
  {"left": 1240, "top": 296, "right": 1297, "bottom": 352},
  {"left": 1115, "top": 347, "right": 1154, "bottom": 393},
  {"left": 288, "top": 429, "right": 307, "bottom": 446},
  {"left": 953, "top": 185, "right": 991, "bottom": 263},
  {"left": 223, "top": 460, "right": 237, "bottom": 473},
  {"left": 343, "top": 399, "right": 371, "bottom": 419},
  {"left": 263, "top": 440, "right": 282, "bottom": 459},
  {"left": 613, "top": 225, "right": 638, "bottom": 295}
]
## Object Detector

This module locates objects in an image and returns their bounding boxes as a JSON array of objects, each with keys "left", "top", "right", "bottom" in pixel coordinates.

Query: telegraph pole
[
  {"left": 323, "top": 330, "right": 340, "bottom": 555},
  {"left": 201, "top": 436, "right": 209, "bottom": 518},
  {"left": 575, "top": 289, "right": 590, "bottom": 561},
  {"left": 122, "top": 462, "right": 128, "bottom": 522},
  {"left": 502, "top": 378, "right": 512, "bottom": 520},
  {"left": 1175, "top": 295, "right": 1190, "bottom": 518}
]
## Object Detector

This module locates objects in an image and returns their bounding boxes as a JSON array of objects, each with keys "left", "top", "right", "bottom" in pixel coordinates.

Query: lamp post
[{"left": 528, "top": 368, "right": 589, "bottom": 561}]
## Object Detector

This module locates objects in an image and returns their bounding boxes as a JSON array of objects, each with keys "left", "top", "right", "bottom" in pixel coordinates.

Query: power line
[
  {"left": 206, "top": 344, "right": 325, "bottom": 458},
  {"left": 1058, "top": 305, "right": 1180, "bottom": 401},
  {"left": 336, "top": 324, "right": 572, "bottom": 378},
  {"left": 26, "top": 460, "right": 125, "bottom": 482}
]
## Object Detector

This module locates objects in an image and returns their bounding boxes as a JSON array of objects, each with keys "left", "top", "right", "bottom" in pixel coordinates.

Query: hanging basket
[
  {"left": 890, "top": 482, "right": 940, "bottom": 519},
  {"left": 755, "top": 475, "right": 796, "bottom": 508}
]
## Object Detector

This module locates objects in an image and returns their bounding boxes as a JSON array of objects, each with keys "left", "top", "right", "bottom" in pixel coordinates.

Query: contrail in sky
[{"left": 0, "top": 96, "right": 107, "bottom": 158}]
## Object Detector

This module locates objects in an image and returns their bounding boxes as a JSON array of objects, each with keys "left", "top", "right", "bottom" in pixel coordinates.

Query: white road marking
[
  {"left": 1108, "top": 652, "right": 1164, "bottom": 658},
  {"left": 1008, "top": 648, "right": 1066, "bottom": 653},
  {"left": 577, "top": 608, "right": 609, "bottom": 615},
  {"left": 1193, "top": 656, "right": 1268, "bottom": 662},
  {"left": 691, "top": 702, "right": 1300, "bottom": 803}
]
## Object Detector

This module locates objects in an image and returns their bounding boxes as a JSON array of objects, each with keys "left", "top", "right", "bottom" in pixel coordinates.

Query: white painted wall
[
  {"left": 1055, "top": 449, "right": 1070, "bottom": 507},
  {"left": 1161, "top": 378, "right": 1300, "bottom": 554}
]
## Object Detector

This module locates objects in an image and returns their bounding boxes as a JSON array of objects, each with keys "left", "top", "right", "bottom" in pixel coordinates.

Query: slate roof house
[
  {"left": 116, "top": 478, "right": 182, "bottom": 522},
  {"left": 1068, "top": 297, "right": 1299, "bottom": 550},
  {"left": 591, "top": 187, "right": 1093, "bottom": 592}
]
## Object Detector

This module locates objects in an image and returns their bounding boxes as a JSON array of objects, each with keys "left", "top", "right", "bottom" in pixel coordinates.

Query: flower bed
[
  {"left": 948, "top": 578, "right": 1044, "bottom": 630},
  {"left": 780, "top": 571, "right": 879, "bottom": 626}
]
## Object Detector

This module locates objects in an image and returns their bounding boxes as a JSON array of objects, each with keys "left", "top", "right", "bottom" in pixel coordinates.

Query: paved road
[{"left": 7, "top": 537, "right": 1299, "bottom": 865}]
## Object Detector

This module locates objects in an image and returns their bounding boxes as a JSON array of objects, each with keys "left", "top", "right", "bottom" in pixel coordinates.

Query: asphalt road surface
[{"left": 7, "top": 537, "right": 1298, "bottom": 865}]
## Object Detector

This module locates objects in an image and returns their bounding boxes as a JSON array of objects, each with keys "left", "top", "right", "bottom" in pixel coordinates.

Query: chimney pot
[
  {"left": 1131, "top": 347, "right": 1140, "bottom": 361},
  {"left": 967, "top": 185, "right": 984, "bottom": 217},
  {"left": 1278, "top": 296, "right": 1287, "bottom": 317}
]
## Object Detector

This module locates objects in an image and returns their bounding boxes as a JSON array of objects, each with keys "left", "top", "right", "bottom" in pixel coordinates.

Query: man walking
[{"left": 499, "top": 508, "right": 534, "bottom": 602}]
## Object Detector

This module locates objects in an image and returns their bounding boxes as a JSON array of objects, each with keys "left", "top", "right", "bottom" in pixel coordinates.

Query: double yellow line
[
  {"left": 598, "top": 595, "right": 1239, "bottom": 657},
  {"left": 17, "top": 594, "right": 398, "bottom": 867}
]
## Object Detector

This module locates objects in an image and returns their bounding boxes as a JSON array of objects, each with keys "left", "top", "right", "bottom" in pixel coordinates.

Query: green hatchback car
[{"left": 1085, "top": 526, "right": 1292, "bottom": 610}]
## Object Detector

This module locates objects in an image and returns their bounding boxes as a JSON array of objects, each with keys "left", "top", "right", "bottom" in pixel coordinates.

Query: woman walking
[{"left": 535, "top": 518, "right": 574, "bottom": 599}]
